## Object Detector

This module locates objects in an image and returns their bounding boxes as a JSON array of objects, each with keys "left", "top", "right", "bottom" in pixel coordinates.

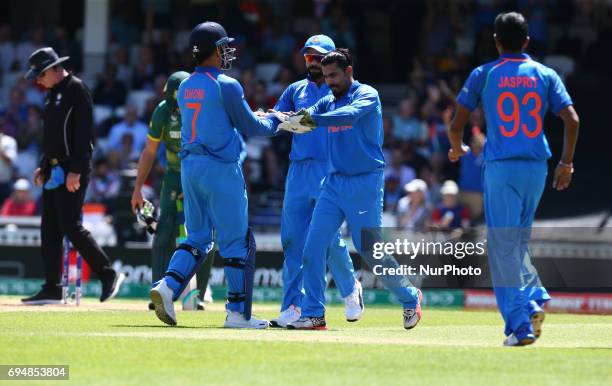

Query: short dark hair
[
  {"left": 494, "top": 12, "right": 528, "bottom": 51},
  {"left": 321, "top": 48, "right": 352, "bottom": 70},
  {"left": 193, "top": 47, "right": 216, "bottom": 65}
]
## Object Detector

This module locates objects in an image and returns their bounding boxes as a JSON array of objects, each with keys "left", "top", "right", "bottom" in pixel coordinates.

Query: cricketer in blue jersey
[
  {"left": 449, "top": 12, "right": 580, "bottom": 346},
  {"left": 150, "top": 21, "right": 287, "bottom": 329},
  {"left": 286, "top": 49, "right": 422, "bottom": 330},
  {"left": 268, "top": 35, "right": 362, "bottom": 328}
]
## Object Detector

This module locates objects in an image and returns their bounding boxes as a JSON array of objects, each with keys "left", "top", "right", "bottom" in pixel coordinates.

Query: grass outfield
[{"left": 1, "top": 296, "right": 611, "bottom": 386}]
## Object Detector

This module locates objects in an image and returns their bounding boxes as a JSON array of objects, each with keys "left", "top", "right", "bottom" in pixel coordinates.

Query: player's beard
[
  {"left": 329, "top": 81, "right": 347, "bottom": 98},
  {"left": 307, "top": 66, "right": 323, "bottom": 82}
]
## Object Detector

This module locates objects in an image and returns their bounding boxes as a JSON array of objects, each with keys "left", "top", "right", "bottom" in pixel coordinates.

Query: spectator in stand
[
  {"left": 431, "top": 180, "right": 470, "bottom": 229},
  {"left": 392, "top": 96, "right": 427, "bottom": 143},
  {"left": 0, "top": 128, "right": 17, "bottom": 205},
  {"left": 419, "top": 164, "right": 442, "bottom": 205},
  {"left": 401, "top": 141, "right": 428, "bottom": 178},
  {"left": 106, "top": 105, "right": 148, "bottom": 158},
  {"left": 384, "top": 147, "right": 416, "bottom": 189},
  {"left": 131, "top": 45, "right": 156, "bottom": 90},
  {"left": 249, "top": 80, "right": 276, "bottom": 111},
  {"left": 383, "top": 172, "right": 402, "bottom": 213},
  {"left": 0, "top": 24, "right": 16, "bottom": 75},
  {"left": 269, "top": 66, "right": 294, "bottom": 98},
  {"left": 17, "top": 105, "right": 43, "bottom": 152},
  {"left": 85, "top": 157, "right": 121, "bottom": 213},
  {"left": 382, "top": 114, "right": 397, "bottom": 155},
  {"left": 260, "top": 22, "right": 296, "bottom": 62},
  {"left": 459, "top": 127, "right": 485, "bottom": 221},
  {"left": 0, "top": 87, "right": 27, "bottom": 138},
  {"left": 15, "top": 27, "right": 45, "bottom": 71},
  {"left": 398, "top": 179, "right": 431, "bottom": 231},
  {"left": 14, "top": 105, "right": 43, "bottom": 179},
  {"left": 111, "top": 45, "right": 132, "bottom": 86},
  {"left": 93, "top": 63, "right": 127, "bottom": 108},
  {"left": 108, "top": 132, "right": 136, "bottom": 170},
  {"left": 142, "top": 96, "right": 159, "bottom": 125},
  {"left": 0, "top": 178, "right": 36, "bottom": 216},
  {"left": 428, "top": 100, "right": 453, "bottom": 157}
]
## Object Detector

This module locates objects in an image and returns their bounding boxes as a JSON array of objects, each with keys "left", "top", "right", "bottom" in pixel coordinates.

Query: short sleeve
[
  {"left": 148, "top": 103, "right": 165, "bottom": 142},
  {"left": 456, "top": 67, "right": 485, "bottom": 111},
  {"left": 547, "top": 69, "right": 573, "bottom": 115},
  {"left": 274, "top": 83, "right": 295, "bottom": 112}
]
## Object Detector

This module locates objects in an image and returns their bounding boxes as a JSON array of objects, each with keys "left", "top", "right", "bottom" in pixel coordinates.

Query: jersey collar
[
  {"left": 195, "top": 66, "right": 220, "bottom": 74},
  {"left": 332, "top": 80, "right": 360, "bottom": 101},
  {"left": 500, "top": 53, "right": 531, "bottom": 60},
  {"left": 306, "top": 76, "right": 330, "bottom": 92}
]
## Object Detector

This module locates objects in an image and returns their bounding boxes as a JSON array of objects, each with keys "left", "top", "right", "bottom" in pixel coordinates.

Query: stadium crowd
[{"left": 0, "top": 0, "right": 610, "bottom": 236}]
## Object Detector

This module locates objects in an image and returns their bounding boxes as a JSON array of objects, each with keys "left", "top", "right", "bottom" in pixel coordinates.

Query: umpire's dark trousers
[{"left": 41, "top": 175, "right": 113, "bottom": 289}]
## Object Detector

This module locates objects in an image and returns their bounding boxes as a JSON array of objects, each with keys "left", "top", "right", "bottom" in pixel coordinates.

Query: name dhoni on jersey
[
  {"left": 184, "top": 88, "right": 205, "bottom": 99},
  {"left": 498, "top": 76, "right": 538, "bottom": 89}
]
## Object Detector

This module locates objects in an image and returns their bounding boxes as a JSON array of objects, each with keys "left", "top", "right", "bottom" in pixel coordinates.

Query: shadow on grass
[{"left": 110, "top": 324, "right": 215, "bottom": 329}]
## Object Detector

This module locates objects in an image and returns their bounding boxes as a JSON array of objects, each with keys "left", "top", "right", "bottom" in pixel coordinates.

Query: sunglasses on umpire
[{"left": 304, "top": 54, "right": 324, "bottom": 63}]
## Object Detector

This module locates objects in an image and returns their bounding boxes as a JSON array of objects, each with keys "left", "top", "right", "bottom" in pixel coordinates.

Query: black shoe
[
  {"left": 148, "top": 302, "right": 155, "bottom": 311},
  {"left": 21, "top": 286, "right": 62, "bottom": 305},
  {"left": 99, "top": 269, "right": 126, "bottom": 302}
]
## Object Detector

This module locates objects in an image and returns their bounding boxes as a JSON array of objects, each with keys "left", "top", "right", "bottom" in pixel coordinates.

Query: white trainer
[
  {"left": 203, "top": 284, "right": 214, "bottom": 303},
  {"left": 150, "top": 279, "right": 177, "bottom": 326},
  {"left": 286, "top": 316, "right": 327, "bottom": 330},
  {"left": 269, "top": 305, "right": 301, "bottom": 328},
  {"left": 345, "top": 280, "right": 364, "bottom": 322},
  {"left": 224, "top": 310, "right": 269, "bottom": 329},
  {"left": 503, "top": 333, "right": 535, "bottom": 347}
]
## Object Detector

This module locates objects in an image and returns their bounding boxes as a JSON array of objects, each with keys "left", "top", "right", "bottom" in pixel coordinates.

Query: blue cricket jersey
[
  {"left": 457, "top": 53, "right": 573, "bottom": 161},
  {"left": 274, "top": 78, "right": 331, "bottom": 162},
  {"left": 307, "top": 81, "right": 385, "bottom": 175},
  {"left": 177, "top": 66, "right": 279, "bottom": 162}
]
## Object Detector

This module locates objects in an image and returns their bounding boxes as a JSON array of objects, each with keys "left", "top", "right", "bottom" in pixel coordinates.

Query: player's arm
[
  {"left": 273, "top": 84, "right": 295, "bottom": 114},
  {"left": 548, "top": 69, "right": 580, "bottom": 191},
  {"left": 221, "top": 77, "right": 280, "bottom": 137},
  {"left": 131, "top": 106, "right": 163, "bottom": 213},
  {"left": 553, "top": 105, "right": 579, "bottom": 191},
  {"left": 308, "top": 88, "right": 378, "bottom": 126},
  {"left": 448, "top": 67, "right": 484, "bottom": 162},
  {"left": 448, "top": 105, "right": 472, "bottom": 162}
]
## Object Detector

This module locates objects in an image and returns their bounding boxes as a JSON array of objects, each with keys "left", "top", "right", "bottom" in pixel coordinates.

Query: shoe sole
[
  {"left": 530, "top": 311, "right": 545, "bottom": 338},
  {"left": 150, "top": 289, "right": 177, "bottom": 326},
  {"left": 269, "top": 320, "right": 284, "bottom": 328},
  {"left": 224, "top": 322, "right": 268, "bottom": 329},
  {"left": 286, "top": 325, "right": 327, "bottom": 330},
  {"left": 21, "top": 299, "right": 62, "bottom": 305},
  {"left": 100, "top": 273, "right": 126, "bottom": 303},
  {"left": 519, "top": 337, "right": 536, "bottom": 346},
  {"left": 504, "top": 336, "right": 536, "bottom": 346}
]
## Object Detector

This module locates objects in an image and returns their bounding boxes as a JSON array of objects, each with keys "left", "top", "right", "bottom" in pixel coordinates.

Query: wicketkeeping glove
[
  {"left": 136, "top": 198, "right": 158, "bottom": 234},
  {"left": 276, "top": 109, "right": 316, "bottom": 134}
]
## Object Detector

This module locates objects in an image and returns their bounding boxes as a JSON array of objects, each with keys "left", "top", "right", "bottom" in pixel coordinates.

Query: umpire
[{"left": 21, "top": 47, "right": 125, "bottom": 305}]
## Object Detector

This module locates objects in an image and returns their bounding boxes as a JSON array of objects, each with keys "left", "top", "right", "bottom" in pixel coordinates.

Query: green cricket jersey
[{"left": 147, "top": 100, "right": 182, "bottom": 172}]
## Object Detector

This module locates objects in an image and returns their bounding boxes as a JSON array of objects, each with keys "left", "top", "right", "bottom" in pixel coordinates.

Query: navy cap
[
  {"left": 301, "top": 34, "right": 335, "bottom": 54},
  {"left": 189, "top": 21, "right": 234, "bottom": 59},
  {"left": 25, "top": 47, "right": 69, "bottom": 80}
]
